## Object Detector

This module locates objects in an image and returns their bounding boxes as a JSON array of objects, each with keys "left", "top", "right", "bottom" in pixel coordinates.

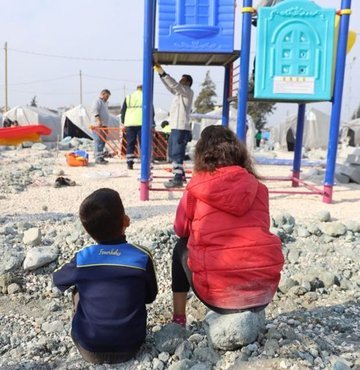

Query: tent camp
[
  {"left": 61, "top": 105, "right": 119, "bottom": 139},
  {"left": 270, "top": 108, "right": 337, "bottom": 151},
  {"left": 341, "top": 118, "right": 360, "bottom": 147},
  {"left": 3, "top": 106, "right": 61, "bottom": 141}
]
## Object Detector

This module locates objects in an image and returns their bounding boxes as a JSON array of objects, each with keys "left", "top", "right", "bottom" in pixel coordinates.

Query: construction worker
[
  {"left": 121, "top": 85, "right": 143, "bottom": 170},
  {"left": 92, "top": 89, "right": 111, "bottom": 165},
  {"left": 154, "top": 64, "right": 194, "bottom": 188}
]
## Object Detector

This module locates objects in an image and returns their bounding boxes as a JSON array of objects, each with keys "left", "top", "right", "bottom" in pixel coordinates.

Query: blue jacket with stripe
[{"left": 53, "top": 236, "right": 158, "bottom": 352}]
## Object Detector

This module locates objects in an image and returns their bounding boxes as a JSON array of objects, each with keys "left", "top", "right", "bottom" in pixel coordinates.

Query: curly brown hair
[{"left": 194, "top": 125, "right": 258, "bottom": 177}]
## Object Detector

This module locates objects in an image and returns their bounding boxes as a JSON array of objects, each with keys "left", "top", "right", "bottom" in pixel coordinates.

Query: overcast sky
[{"left": 0, "top": 0, "right": 358, "bottom": 124}]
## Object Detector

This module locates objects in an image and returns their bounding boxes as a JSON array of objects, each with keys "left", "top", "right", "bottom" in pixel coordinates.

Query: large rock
[
  {"left": 57, "top": 142, "right": 71, "bottom": 150},
  {"left": 317, "top": 271, "right": 337, "bottom": 288},
  {"left": 0, "top": 249, "right": 25, "bottom": 275},
  {"left": 316, "top": 211, "right": 331, "bottom": 223},
  {"left": 205, "top": 310, "right": 265, "bottom": 350},
  {"left": 7, "top": 283, "right": 21, "bottom": 294},
  {"left": 279, "top": 277, "right": 299, "bottom": 294},
  {"left": 23, "top": 228, "right": 41, "bottom": 246},
  {"left": 153, "top": 323, "right": 189, "bottom": 354},
  {"left": 340, "top": 164, "right": 360, "bottom": 184},
  {"left": 31, "top": 143, "right": 47, "bottom": 150},
  {"left": 168, "top": 359, "right": 195, "bottom": 370},
  {"left": 174, "top": 340, "right": 192, "bottom": 360},
  {"left": 192, "top": 347, "right": 219, "bottom": 365},
  {"left": 347, "top": 152, "right": 360, "bottom": 165},
  {"left": 335, "top": 167, "right": 351, "bottom": 184},
  {"left": 344, "top": 220, "right": 360, "bottom": 233},
  {"left": 0, "top": 272, "right": 16, "bottom": 294},
  {"left": 41, "top": 320, "right": 64, "bottom": 333},
  {"left": 320, "top": 222, "right": 347, "bottom": 237},
  {"left": 23, "top": 246, "right": 59, "bottom": 271},
  {"left": 70, "top": 138, "right": 81, "bottom": 148}
]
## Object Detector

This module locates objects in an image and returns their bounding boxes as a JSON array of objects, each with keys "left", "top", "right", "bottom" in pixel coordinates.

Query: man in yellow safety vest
[{"left": 121, "top": 85, "right": 143, "bottom": 170}]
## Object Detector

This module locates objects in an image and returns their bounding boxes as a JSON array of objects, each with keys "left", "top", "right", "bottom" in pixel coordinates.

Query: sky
[{"left": 0, "top": 0, "right": 359, "bottom": 125}]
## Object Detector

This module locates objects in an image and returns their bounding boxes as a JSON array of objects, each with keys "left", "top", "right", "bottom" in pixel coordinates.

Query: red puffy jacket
[{"left": 174, "top": 166, "right": 284, "bottom": 310}]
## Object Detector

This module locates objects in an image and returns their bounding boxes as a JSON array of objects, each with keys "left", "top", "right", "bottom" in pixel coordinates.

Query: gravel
[{"left": 0, "top": 145, "right": 359, "bottom": 369}]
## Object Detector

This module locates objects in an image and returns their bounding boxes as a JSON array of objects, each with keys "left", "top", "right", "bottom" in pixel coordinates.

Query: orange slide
[{"left": 0, "top": 125, "right": 52, "bottom": 146}]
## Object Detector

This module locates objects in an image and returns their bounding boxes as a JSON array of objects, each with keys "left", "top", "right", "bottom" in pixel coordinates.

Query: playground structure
[
  {"left": 0, "top": 125, "right": 52, "bottom": 146},
  {"left": 140, "top": 0, "right": 353, "bottom": 203}
]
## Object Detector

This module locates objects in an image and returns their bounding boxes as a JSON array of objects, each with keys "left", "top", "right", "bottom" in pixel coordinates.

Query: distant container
[
  {"left": 158, "top": 0, "right": 235, "bottom": 53},
  {"left": 255, "top": 0, "right": 336, "bottom": 101}
]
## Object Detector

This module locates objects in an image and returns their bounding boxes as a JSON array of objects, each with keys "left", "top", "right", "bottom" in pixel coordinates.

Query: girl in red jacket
[{"left": 172, "top": 125, "right": 284, "bottom": 327}]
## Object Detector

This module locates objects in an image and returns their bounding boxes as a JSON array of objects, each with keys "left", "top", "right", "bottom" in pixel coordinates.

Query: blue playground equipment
[
  {"left": 255, "top": 0, "right": 336, "bottom": 101},
  {"left": 141, "top": 0, "right": 352, "bottom": 203},
  {"left": 158, "top": 0, "right": 236, "bottom": 53}
]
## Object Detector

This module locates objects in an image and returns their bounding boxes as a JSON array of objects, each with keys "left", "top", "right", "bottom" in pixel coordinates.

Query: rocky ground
[{"left": 0, "top": 142, "right": 359, "bottom": 370}]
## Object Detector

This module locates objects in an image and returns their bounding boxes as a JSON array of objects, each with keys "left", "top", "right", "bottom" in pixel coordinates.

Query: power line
[
  {"left": 84, "top": 74, "right": 142, "bottom": 82},
  {"left": 0, "top": 74, "right": 77, "bottom": 86},
  {"left": 8, "top": 47, "right": 142, "bottom": 62},
  {"left": 8, "top": 87, "right": 171, "bottom": 97},
  {"left": 8, "top": 87, "right": 125, "bottom": 96},
  {"left": 83, "top": 74, "right": 165, "bottom": 86}
]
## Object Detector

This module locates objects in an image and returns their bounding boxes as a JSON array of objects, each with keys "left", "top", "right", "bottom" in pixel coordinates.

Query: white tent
[
  {"left": 154, "top": 107, "right": 169, "bottom": 127},
  {"left": 190, "top": 107, "right": 256, "bottom": 152},
  {"left": 341, "top": 118, "right": 360, "bottom": 147},
  {"left": 61, "top": 104, "right": 119, "bottom": 139},
  {"left": 3, "top": 105, "right": 61, "bottom": 141},
  {"left": 270, "top": 108, "right": 336, "bottom": 150}
]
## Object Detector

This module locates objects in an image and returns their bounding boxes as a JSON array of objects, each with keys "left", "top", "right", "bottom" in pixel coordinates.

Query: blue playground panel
[
  {"left": 158, "top": 0, "right": 235, "bottom": 52},
  {"left": 255, "top": 0, "right": 336, "bottom": 101}
]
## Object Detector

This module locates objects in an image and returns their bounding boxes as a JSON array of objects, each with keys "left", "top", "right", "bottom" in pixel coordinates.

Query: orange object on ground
[
  {"left": 0, "top": 125, "right": 52, "bottom": 146},
  {"left": 66, "top": 150, "right": 89, "bottom": 167}
]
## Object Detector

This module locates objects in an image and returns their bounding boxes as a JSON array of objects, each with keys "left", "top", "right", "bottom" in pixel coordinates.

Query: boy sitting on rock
[{"left": 53, "top": 188, "right": 158, "bottom": 364}]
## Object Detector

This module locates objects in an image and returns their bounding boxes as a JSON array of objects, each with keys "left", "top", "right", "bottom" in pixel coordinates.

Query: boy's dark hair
[
  {"left": 79, "top": 188, "right": 125, "bottom": 242},
  {"left": 194, "top": 125, "right": 258, "bottom": 177}
]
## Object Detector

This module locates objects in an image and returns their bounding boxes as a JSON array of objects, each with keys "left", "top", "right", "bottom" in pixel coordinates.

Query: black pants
[
  {"left": 125, "top": 126, "right": 141, "bottom": 164},
  {"left": 171, "top": 238, "right": 267, "bottom": 314},
  {"left": 71, "top": 291, "right": 139, "bottom": 364}
]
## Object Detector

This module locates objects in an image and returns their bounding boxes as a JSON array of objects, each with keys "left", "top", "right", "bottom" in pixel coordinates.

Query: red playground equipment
[{"left": 0, "top": 125, "right": 52, "bottom": 146}]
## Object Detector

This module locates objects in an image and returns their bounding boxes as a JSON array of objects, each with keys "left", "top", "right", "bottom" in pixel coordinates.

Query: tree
[
  {"left": 194, "top": 71, "right": 217, "bottom": 114},
  {"left": 233, "top": 79, "right": 276, "bottom": 130},
  {"left": 30, "top": 96, "right": 37, "bottom": 107}
]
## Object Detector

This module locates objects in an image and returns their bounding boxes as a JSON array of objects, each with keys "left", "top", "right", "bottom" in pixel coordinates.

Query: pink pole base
[
  {"left": 323, "top": 185, "right": 333, "bottom": 204},
  {"left": 292, "top": 171, "right": 300, "bottom": 188},
  {"left": 140, "top": 181, "right": 149, "bottom": 201}
]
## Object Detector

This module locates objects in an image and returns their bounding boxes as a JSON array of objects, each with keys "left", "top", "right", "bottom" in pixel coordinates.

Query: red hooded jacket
[{"left": 174, "top": 166, "right": 284, "bottom": 310}]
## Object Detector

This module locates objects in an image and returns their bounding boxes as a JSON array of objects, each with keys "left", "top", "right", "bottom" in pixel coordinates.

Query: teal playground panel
[
  {"left": 158, "top": 0, "right": 235, "bottom": 52},
  {"left": 254, "top": 0, "right": 336, "bottom": 101}
]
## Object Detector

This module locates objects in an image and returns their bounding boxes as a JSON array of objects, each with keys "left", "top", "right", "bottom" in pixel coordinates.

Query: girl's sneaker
[{"left": 172, "top": 314, "right": 186, "bottom": 327}]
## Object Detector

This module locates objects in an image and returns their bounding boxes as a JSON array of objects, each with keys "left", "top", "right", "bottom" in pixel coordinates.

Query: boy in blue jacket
[{"left": 53, "top": 188, "right": 157, "bottom": 364}]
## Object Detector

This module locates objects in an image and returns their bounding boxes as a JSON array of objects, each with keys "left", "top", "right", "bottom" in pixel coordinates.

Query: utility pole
[
  {"left": 4, "top": 42, "right": 8, "bottom": 112},
  {"left": 123, "top": 84, "right": 127, "bottom": 102},
  {"left": 347, "top": 56, "right": 356, "bottom": 121},
  {"left": 79, "top": 70, "right": 83, "bottom": 105}
]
